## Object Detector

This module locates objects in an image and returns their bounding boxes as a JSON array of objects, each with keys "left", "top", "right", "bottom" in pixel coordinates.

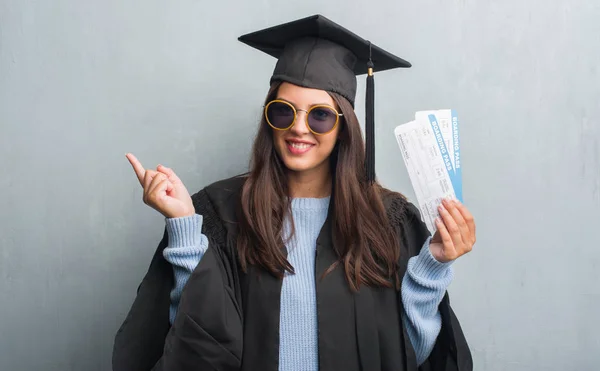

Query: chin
[{"left": 280, "top": 156, "right": 318, "bottom": 172}]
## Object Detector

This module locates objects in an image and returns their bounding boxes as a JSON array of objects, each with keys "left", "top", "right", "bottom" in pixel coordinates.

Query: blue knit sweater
[{"left": 163, "top": 197, "right": 453, "bottom": 368}]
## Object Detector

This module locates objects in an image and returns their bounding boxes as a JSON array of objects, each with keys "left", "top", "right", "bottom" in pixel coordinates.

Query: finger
[
  {"left": 443, "top": 199, "right": 469, "bottom": 240},
  {"left": 147, "top": 179, "right": 171, "bottom": 205},
  {"left": 438, "top": 203, "right": 464, "bottom": 247},
  {"left": 148, "top": 172, "right": 169, "bottom": 195},
  {"left": 435, "top": 217, "right": 454, "bottom": 250},
  {"left": 455, "top": 201, "right": 476, "bottom": 242},
  {"left": 157, "top": 164, "right": 182, "bottom": 184},
  {"left": 126, "top": 153, "right": 146, "bottom": 186},
  {"left": 142, "top": 169, "right": 158, "bottom": 196}
]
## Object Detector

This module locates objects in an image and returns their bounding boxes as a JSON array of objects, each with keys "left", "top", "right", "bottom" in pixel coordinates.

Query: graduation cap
[{"left": 238, "top": 14, "right": 411, "bottom": 183}]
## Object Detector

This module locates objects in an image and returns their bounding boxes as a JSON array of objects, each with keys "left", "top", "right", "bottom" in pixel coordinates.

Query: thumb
[{"left": 431, "top": 229, "right": 441, "bottom": 244}]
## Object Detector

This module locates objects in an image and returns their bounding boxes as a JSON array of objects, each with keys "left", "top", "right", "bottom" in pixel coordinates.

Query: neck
[{"left": 286, "top": 164, "right": 332, "bottom": 198}]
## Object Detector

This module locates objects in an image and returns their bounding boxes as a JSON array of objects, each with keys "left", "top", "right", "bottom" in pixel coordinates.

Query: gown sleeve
[
  {"left": 151, "top": 241, "right": 243, "bottom": 371},
  {"left": 399, "top": 201, "right": 474, "bottom": 371},
  {"left": 112, "top": 228, "right": 173, "bottom": 371},
  {"left": 155, "top": 187, "right": 243, "bottom": 371},
  {"left": 112, "top": 189, "right": 243, "bottom": 371}
]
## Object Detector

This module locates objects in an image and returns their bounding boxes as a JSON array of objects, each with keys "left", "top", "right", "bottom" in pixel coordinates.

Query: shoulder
[
  {"left": 190, "top": 174, "right": 247, "bottom": 209},
  {"left": 190, "top": 174, "right": 248, "bottom": 236},
  {"left": 380, "top": 186, "right": 431, "bottom": 257},
  {"left": 379, "top": 186, "right": 422, "bottom": 228}
]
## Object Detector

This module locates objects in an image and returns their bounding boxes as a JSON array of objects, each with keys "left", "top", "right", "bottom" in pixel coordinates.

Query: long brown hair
[{"left": 237, "top": 82, "right": 401, "bottom": 291}]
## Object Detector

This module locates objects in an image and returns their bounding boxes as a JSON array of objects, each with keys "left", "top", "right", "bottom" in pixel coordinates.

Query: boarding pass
[{"left": 394, "top": 110, "right": 462, "bottom": 234}]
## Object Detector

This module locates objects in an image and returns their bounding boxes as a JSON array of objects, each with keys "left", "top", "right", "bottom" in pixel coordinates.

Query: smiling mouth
[
  {"left": 288, "top": 142, "right": 313, "bottom": 149},
  {"left": 286, "top": 140, "right": 315, "bottom": 154}
]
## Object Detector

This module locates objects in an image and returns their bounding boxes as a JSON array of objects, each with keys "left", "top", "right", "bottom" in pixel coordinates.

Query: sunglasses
[{"left": 264, "top": 99, "right": 343, "bottom": 135}]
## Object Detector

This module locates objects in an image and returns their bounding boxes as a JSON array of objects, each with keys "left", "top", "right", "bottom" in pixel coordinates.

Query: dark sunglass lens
[
  {"left": 266, "top": 102, "right": 294, "bottom": 129},
  {"left": 308, "top": 107, "right": 337, "bottom": 134}
]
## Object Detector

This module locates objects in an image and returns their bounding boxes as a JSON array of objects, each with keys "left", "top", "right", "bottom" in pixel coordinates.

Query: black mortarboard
[{"left": 238, "top": 14, "right": 411, "bottom": 183}]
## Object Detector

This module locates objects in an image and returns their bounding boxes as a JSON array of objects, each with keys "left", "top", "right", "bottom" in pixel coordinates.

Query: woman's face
[{"left": 270, "top": 82, "right": 341, "bottom": 175}]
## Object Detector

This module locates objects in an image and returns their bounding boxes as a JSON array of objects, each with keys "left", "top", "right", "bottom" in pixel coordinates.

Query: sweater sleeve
[
  {"left": 162, "top": 214, "right": 209, "bottom": 324},
  {"left": 401, "top": 236, "right": 454, "bottom": 366}
]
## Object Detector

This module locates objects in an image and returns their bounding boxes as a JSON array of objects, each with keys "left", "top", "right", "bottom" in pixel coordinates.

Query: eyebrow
[{"left": 275, "top": 97, "right": 333, "bottom": 108}]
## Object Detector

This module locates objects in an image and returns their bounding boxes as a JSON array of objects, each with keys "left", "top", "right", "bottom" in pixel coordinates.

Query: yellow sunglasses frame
[{"left": 264, "top": 99, "right": 343, "bottom": 136}]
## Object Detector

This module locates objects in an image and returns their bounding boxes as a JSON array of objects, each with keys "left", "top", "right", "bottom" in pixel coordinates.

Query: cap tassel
[{"left": 365, "top": 56, "right": 376, "bottom": 184}]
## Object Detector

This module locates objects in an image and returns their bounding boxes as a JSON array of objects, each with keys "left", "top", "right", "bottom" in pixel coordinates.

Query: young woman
[{"left": 113, "top": 15, "right": 475, "bottom": 371}]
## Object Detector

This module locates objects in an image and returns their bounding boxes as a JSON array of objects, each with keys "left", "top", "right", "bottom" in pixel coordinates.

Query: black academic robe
[{"left": 112, "top": 175, "right": 473, "bottom": 371}]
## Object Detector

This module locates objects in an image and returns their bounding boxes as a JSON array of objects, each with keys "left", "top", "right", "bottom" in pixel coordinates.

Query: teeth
[{"left": 289, "top": 142, "right": 312, "bottom": 149}]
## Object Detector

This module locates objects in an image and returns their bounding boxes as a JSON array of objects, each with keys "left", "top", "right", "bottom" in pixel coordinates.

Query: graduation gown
[{"left": 112, "top": 175, "right": 473, "bottom": 371}]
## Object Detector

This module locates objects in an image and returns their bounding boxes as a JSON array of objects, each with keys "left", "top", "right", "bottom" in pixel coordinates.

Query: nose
[{"left": 289, "top": 109, "right": 310, "bottom": 135}]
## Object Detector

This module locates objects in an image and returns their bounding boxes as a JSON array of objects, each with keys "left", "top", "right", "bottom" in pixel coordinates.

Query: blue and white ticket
[
  {"left": 394, "top": 110, "right": 462, "bottom": 234},
  {"left": 415, "top": 110, "right": 462, "bottom": 202}
]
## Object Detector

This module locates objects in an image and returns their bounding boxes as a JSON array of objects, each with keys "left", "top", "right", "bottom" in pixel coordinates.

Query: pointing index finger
[{"left": 126, "top": 153, "right": 146, "bottom": 185}]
